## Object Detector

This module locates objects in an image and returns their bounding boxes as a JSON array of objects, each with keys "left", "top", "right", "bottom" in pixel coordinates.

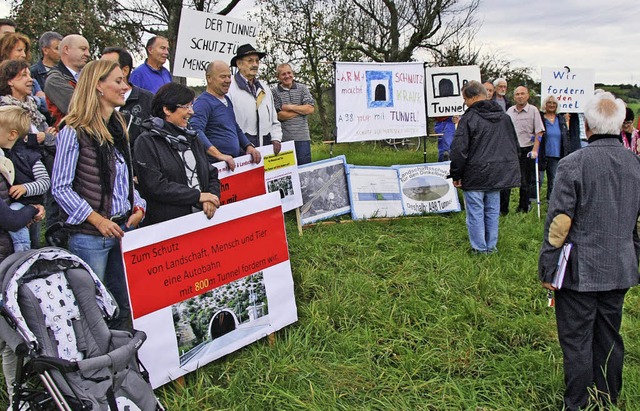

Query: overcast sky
[{"left": 2, "top": 0, "right": 638, "bottom": 85}]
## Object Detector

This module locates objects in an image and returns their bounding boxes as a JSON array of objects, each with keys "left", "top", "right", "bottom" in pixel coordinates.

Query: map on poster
[
  {"left": 122, "top": 193, "right": 297, "bottom": 388},
  {"left": 540, "top": 67, "right": 594, "bottom": 113},
  {"left": 346, "top": 166, "right": 404, "bottom": 220},
  {"left": 425, "top": 65, "right": 481, "bottom": 117},
  {"left": 335, "top": 62, "right": 427, "bottom": 142},
  {"left": 257, "top": 141, "right": 302, "bottom": 212},
  {"left": 393, "top": 163, "right": 461, "bottom": 214},
  {"left": 298, "top": 156, "right": 351, "bottom": 225}
]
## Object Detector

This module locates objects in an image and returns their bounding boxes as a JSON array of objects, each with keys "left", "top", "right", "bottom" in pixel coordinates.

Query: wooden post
[
  {"left": 268, "top": 332, "right": 276, "bottom": 346},
  {"left": 295, "top": 208, "right": 303, "bottom": 236}
]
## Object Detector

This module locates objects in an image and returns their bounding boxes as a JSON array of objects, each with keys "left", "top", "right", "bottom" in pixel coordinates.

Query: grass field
[
  {"left": 1, "top": 139, "right": 638, "bottom": 410},
  {"left": 152, "top": 140, "right": 639, "bottom": 410}
]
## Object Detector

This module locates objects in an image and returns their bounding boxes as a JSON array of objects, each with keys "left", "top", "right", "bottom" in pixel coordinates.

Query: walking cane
[{"left": 535, "top": 156, "right": 541, "bottom": 220}]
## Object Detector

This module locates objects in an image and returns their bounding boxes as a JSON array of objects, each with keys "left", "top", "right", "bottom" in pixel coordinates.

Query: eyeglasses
[{"left": 177, "top": 103, "right": 194, "bottom": 110}]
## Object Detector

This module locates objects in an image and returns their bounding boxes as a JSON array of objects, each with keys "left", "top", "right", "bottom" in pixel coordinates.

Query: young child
[
  {"left": 2, "top": 114, "right": 50, "bottom": 251},
  {"left": 0, "top": 105, "right": 45, "bottom": 405}
]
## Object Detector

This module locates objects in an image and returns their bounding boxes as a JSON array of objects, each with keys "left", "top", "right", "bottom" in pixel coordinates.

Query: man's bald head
[
  {"left": 513, "top": 86, "right": 529, "bottom": 108},
  {"left": 206, "top": 60, "right": 232, "bottom": 98},
  {"left": 59, "top": 34, "right": 90, "bottom": 72}
]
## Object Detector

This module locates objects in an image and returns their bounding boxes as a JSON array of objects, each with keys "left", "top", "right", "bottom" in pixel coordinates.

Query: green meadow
[{"left": 155, "top": 140, "right": 639, "bottom": 410}]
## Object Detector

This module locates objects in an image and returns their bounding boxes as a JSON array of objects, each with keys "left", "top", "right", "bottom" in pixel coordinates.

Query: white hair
[
  {"left": 583, "top": 92, "right": 626, "bottom": 135},
  {"left": 493, "top": 78, "right": 507, "bottom": 87}
]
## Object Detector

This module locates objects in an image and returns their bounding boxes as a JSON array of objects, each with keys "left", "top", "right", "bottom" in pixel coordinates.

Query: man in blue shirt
[
  {"left": 191, "top": 60, "right": 261, "bottom": 171},
  {"left": 129, "top": 36, "right": 172, "bottom": 94}
]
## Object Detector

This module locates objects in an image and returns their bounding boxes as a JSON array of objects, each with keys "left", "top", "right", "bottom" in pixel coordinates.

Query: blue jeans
[
  {"left": 9, "top": 202, "right": 31, "bottom": 252},
  {"left": 545, "top": 157, "right": 560, "bottom": 200},
  {"left": 294, "top": 140, "right": 312, "bottom": 165},
  {"left": 69, "top": 228, "right": 131, "bottom": 328},
  {"left": 463, "top": 190, "right": 500, "bottom": 253}
]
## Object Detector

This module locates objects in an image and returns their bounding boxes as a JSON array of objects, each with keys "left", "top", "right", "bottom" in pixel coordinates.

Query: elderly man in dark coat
[
  {"left": 449, "top": 80, "right": 520, "bottom": 254},
  {"left": 538, "top": 91, "right": 640, "bottom": 411}
]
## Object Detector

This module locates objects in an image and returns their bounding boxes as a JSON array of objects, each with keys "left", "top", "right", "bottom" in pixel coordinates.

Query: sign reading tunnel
[{"left": 426, "top": 65, "right": 481, "bottom": 117}]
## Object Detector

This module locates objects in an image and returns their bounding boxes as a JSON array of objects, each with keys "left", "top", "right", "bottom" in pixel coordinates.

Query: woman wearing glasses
[{"left": 133, "top": 82, "right": 220, "bottom": 226}]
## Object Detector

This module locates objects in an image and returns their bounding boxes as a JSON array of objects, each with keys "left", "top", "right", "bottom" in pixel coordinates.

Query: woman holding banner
[
  {"left": 133, "top": 82, "right": 220, "bottom": 226},
  {"left": 52, "top": 59, "right": 146, "bottom": 329},
  {"left": 538, "top": 95, "right": 577, "bottom": 199}
]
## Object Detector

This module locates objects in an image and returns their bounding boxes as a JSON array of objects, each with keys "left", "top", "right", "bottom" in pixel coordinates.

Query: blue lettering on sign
[{"left": 366, "top": 71, "right": 394, "bottom": 108}]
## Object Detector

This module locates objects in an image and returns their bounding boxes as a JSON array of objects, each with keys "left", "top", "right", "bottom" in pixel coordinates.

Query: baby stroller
[{"left": 0, "top": 247, "right": 164, "bottom": 410}]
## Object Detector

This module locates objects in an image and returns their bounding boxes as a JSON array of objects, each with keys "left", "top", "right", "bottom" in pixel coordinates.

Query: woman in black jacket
[{"left": 134, "top": 83, "right": 220, "bottom": 226}]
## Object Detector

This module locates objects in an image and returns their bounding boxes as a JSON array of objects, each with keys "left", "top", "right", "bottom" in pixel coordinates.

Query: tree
[
  {"left": 12, "top": 0, "right": 142, "bottom": 60},
  {"left": 255, "top": 0, "right": 362, "bottom": 140},
  {"left": 119, "top": 0, "right": 241, "bottom": 73},
  {"left": 346, "top": 0, "right": 481, "bottom": 62}
]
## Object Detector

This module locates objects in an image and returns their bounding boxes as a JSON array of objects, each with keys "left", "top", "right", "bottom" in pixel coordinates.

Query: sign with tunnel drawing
[
  {"left": 425, "top": 65, "right": 481, "bottom": 117},
  {"left": 335, "top": 62, "right": 427, "bottom": 143},
  {"left": 121, "top": 193, "right": 297, "bottom": 388}
]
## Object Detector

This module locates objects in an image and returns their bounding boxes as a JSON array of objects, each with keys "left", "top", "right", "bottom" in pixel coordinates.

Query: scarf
[{"left": 0, "top": 95, "right": 46, "bottom": 127}]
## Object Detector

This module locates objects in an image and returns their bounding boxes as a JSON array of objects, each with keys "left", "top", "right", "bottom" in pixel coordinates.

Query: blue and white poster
[
  {"left": 346, "top": 166, "right": 404, "bottom": 220},
  {"left": 335, "top": 62, "right": 427, "bottom": 143}
]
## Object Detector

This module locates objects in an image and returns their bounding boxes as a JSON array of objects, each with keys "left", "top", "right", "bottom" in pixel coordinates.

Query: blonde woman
[
  {"left": 51, "top": 59, "right": 146, "bottom": 329},
  {"left": 538, "top": 95, "right": 573, "bottom": 199}
]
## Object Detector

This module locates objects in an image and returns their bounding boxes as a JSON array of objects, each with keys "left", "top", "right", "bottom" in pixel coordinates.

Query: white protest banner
[
  {"left": 299, "top": 156, "right": 351, "bottom": 225},
  {"left": 393, "top": 163, "right": 461, "bottom": 214},
  {"left": 173, "top": 8, "right": 259, "bottom": 79},
  {"left": 346, "top": 166, "right": 404, "bottom": 220},
  {"left": 541, "top": 67, "right": 594, "bottom": 113},
  {"left": 335, "top": 62, "right": 427, "bottom": 143},
  {"left": 257, "top": 141, "right": 303, "bottom": 212},
  {"left": 214, "top": 154, "right": 265, "bottom": 206},
  {"left": 122, "top": 193, "right": 296, "bottom": 388},
  {"left": 425, "top": 65, "right": 481, "bottom": 117}
]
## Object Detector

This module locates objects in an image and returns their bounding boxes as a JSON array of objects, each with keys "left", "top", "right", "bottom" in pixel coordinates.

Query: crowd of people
[
  {"left": 0, "top": 17, "right": 637, "bottom": 411},
  {"left": 451, "top": 80, "right": 640, "bottom": 410},
  {"left": 0, "top": 19, "right": 318, "bottom": 404}
]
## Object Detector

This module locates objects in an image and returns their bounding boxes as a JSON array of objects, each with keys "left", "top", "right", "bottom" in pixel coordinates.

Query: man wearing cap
[{"left": 227, "top": 44, "right": 282, "bottom": 155}]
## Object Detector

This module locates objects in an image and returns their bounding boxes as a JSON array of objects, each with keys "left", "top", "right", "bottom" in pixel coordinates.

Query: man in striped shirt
[{"left": 271, "top": 63, "right": 315, "bottom": 165}]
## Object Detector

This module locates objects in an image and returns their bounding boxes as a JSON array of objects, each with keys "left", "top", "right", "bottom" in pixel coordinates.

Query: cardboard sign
[
  {"left": 541, "top": 67, "right": 594, "bottom": 113},
  {"left": 346, "top": 166, "right": 404, "bottom": 219},
  {"left": 257, "top": 141, "right": 303, "bottom": 212},
  {"left": 122, "top": 193, "right": 297, "bottom": 388},
  {"left": 335, "top": 62, "right": 427, "bottom": 142},
  {"left": 173, "top": 8, "right": 260, "bottom": 79},
  {"left": 394, "top": 163, "right": 461, "bottom": 214},
  {"left": 425, "top": 65, "right": 481, "bottom": 117},
  {"left": 214, "top": 155, "right": 266, "bottom": 206}
]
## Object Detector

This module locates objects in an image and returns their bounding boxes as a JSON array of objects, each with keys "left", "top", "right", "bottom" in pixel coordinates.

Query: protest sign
[
  {"left": 346, "top": 166, "right": 404, "bottom": 219},
  {"left": 394, "top": 163, "right": 461, "bottom": 214},
  {"left": 173, "top": 8, "right": 259, "bottom": 79},
  {"left": 214, "top": 155, "right": 265, "bottom": 206},
  {"left": 257, "top": 141, "right": 303, "bottom": 212},
  {"left": 335, "top": 62, "right": 427, "bottom": 142},
  {"left": 425, "top": 65, "right": 481, "bottom": 117},
  {"left": 541, "top": 67, "right": 594, "bottom": 113},
  {"left": 299, "top": 156, "right": 351, "bottom": 224},
  {"left": 122, "top": 193, "right": 296, "bottom": 388}
]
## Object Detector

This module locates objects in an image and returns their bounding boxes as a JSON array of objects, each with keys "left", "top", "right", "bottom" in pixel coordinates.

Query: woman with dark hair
[
  {"left": 0, "top": 59, "right": 54, "bottom": 248},
  {"left": 0, "top": 33, "right": 48, "bottom": 113},
  {"left": 621, "top": 107, "right": 639, "bottom": 154},
  {"left": 52, "top": 59, "right": 146, "bottom": 329},
  {"left": 134, "top": 82, "right": 220, "bottom": 226}
]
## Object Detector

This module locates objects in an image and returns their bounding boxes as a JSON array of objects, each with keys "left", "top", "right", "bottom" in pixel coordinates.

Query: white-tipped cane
[{"left": 535, "top": 156, "right": 541, "bottom": 220}]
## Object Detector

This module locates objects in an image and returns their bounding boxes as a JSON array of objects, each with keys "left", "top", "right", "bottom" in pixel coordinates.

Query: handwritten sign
[
  {"left": 335, "top": 62, "right": 427, "bottom": 142},
  {"left": 425, "top": 65, "right": 481, "bottom": 117},
  {"left": 173, "top": 8, "right": 260, "bottom": 79},
  {"left": 541, "top": 67, "right": 594, "bottom": 113}
]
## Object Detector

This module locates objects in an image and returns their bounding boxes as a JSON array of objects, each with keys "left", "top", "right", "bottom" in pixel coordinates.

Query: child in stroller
[{"left": 0, "top": 247, "right": 163, "bottom": 410}]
